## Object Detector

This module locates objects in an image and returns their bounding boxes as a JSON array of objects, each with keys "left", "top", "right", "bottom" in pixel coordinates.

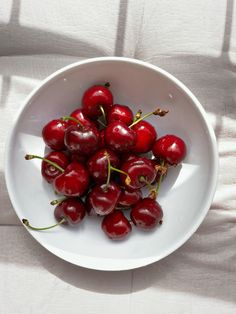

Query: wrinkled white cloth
[{"left": 0, "top": 1, "right": 236, "bottom": 313}]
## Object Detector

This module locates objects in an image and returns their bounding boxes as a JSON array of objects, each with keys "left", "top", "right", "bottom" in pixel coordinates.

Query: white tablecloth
[{"left": 1, "top": 1, "right": 236, "bottom": 313}]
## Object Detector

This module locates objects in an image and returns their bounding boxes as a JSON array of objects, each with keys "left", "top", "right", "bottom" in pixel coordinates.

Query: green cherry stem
[
  {"left": 139, "top": 176, "right": 153, "bottom": 191},
  {"left": 50, "top": 197, "right": 67, "bottom": 205},
  {"left": 105, "top": 151, "right": 131, "bottom": 186},
  {"left": 97, "top": 118, "right": 106, "bottom": 127},
  {"left": 129, "top": 108, "right": 169, "bottom": 128},
  {"left": 25, "top": 154, "right": 64, "bottom": 172},
  {"left": 62, "top": 116, "right": 83, "bottom": 126},
  {"left": 22, "top": 218, "right": 66, "bottom": 231},
  {"left": 99, "top": 105, "right": 107, "bottom": 125},
  {"left": 155, "top": 160, "right": 166, "bottom": 195}
]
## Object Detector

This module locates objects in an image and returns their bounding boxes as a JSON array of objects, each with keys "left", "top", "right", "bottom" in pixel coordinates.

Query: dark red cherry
[
  {"left": 53, "top": 162, "right": 90, "bottom": 197},
  {"left": 41, "top": 151, "right": 69, "bottom": 183},
  {"left": 70, "top": 153, "right": 86, "bottom": 164},
  {"left": 130, "top": 198, "right": 163, "bottom": 229},
  {"left": 68, "top": 108, "right": 97, "bottom": 128},
  {"left": 120, "top": 153, "right": 138, "bottom": 165},
  {"left": 120, "top": 157, "right": 156, "bottom": 190},
  {"left": 86, "top": 181, "right": 121, "bottom": 216},
  {"left": 102, "top": 210, "right": 132, "bottom": 240},
  {"left": 107, "top": 104, "right": 133, "bottom": 125},
  {"left": 152, "top": 134, "right": 186, "bottom": 165},
  {"left": 82, "top": 85, "right": 113, "bottom": 119},
  {"left": 42, "top": 119, "right": 68, "bottom": 150},
  {"left": 132, "top": 121, "right": 157, "bottom": 153},
  {"left": 54, "top": 198, "right": 86, "bottom": 225},
  {"left": 98, "top": 129, "right": 106, "bottom": 149},
  {"left": 105, "top": 121, "right": 136, "bottom": 153},
  {"left": 118, "top": 189, "right": 142, "bottom": 207},
  {"left": 64, "top": 124, "right": 99, "bottom": 155},
  {"left": 87, "top": 148, "right": 120, "bottom": 183}
]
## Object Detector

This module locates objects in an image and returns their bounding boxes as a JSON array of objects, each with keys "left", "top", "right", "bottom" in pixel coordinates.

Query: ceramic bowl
[{"left": 5, "top": 57, "right": 218, "bottom": 271}]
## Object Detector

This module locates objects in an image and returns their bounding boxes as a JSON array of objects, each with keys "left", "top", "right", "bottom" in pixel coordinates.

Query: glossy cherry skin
[
  {"left": 54, "top": 198, "right": 86, "bottom": 225},
  {"left": 64, "top": 124, "right": 100, "bottom": 155},
  {"left": 132, "top": 121, "right": 157, "bottom": 153},
  {"left": 98, "top": 129, "right": 106, "bottom": 149},
  {"left": 42, "top": 119, "right": 68, "bottom": 150},
  {"left": 121, "top": 153, "right": 138, "bottom": 165},
  {"left": 87, "top": 148, "right": 120, "bottom": 183},
  {"left": 102, "top": 210, "right": 132, "bottom": 240},
  {"left": 68, "top": 108, "right": 97, "bottom": 128},
  {"left": 107, "top": 104, "right": 133, "bottom": 125},
  {"left": 105, "top": 121, "right": 136, "bottom": 153},
  {"left": 41, "top": 151, "right": 69, "bottom": 183},
  {"left": 86, "top": 181, "right": 121, "bottom": 216},
  {"left": 118, "top": 189, "right": 142, "bottom": 207},
  {"left": 130, "top": 198, "right": 163, "bottom": 229},
  {"left": 152, "top": 134, "right": 186, "bottom": 165},
  {"left": 120, "top": 157, "right": 156, "bottom": 190},
  {"left": 53, "top": 162, "right": 90, "bottom": 197},
  {"left": 82, "top": 85, "right": 113, "bottom": 119}
]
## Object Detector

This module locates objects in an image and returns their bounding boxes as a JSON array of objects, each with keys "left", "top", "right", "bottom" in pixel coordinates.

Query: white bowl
[{"left": 5, "top": 57, "right": 218, "bottom": 271}]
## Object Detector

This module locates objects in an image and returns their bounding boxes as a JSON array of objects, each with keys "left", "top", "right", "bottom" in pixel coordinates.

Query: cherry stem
[
  {"left": 104, "top": 82, "right": 110, "bottom": 88},
  {"left": 99, "top": 105, "right": 107, "bottom": 124},
  {"left": 97, "top": 118, "right": 106, "bottom": 127},
  {"left": 139, "top": 176, "right": 153, "bottom": 191},
  {"left": 155, "top": 160, "right": 165, "bottom": 195},
  {"left": 25, "top": 154, "right": 64, "bottom": 172},
  {"left": 134, "top": 109, "right": 142, "bottom": 122},
  {"left": 22, "top": 218, "right": 66, "bottom": 231},
  {"left": 105, "top": 151, "right": 131, "bottom": 186},
  {"left": 129, "top": 108, "right": 169, "bottom": 128},
  {"left": 50, "top": 197, "right": 67, "bottom": 205},
  {"left": 105, "top": 151, "right": 111, "bottom": 188},
  {"left": 62, "top": 116, "right": 83, "bottom": 126}
]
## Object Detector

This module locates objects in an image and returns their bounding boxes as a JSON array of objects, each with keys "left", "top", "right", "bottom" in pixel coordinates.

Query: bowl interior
[{"left": 5, "top": 58, "right": 217, "bottom": 270}]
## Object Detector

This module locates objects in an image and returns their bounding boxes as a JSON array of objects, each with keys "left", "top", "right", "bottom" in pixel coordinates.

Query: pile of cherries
[{"left": 22, "top": 83, "right": 186, "bottom": 240}]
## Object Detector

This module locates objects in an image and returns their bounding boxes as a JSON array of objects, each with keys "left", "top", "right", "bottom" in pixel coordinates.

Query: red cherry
[
  {"left": 98, "top": 129, "right": 106, "bottom": 149},
  {"left": 105, "top": 121, "right": 136, "bottom": 153},
  {"left": 82, "top": 85, "right": 113, "bottom": 119},
  {"left": 118, "top": 189, "right": 142, "bottom": 207},
  {"left": 42, "top": 119, "right": 68, "bottom": 150},
  {"left": 107, "top": 104, "right": 133, "bottom": 125},
  {"left": 132, "top": 121, "right": 157, "bottom": 153},
  {"left": 64, "top": 124, "right": 99, "bottom": 155},
  {"left": 152, "top": 134, "right": 186, "bottom": 165},
  {"left": 130, "top": 198, "right": 163, "bottom": 229},
  {"left": 121, "top": 153, "right": 138, "bottom": 165},
  {"left": 53, "top": 162, "right": 90, "bottom": 197},
  {"left": 102, "top": 210, "right": 132, "bottom": 240},
  {"left": 41, "top": 151, "right": 69, "bottom": 183},
  {"left": 87, "top": 148, "right": 120, "bottom": 183},
  {"left": 70, "top": 153, "right": 87, "bottom": 164},
  {"left": 86, "top": 181, "right": 121, "bottom": 216},
  {"left": 68, "top": 108, "right": 97, "bottom": 128},
  {"left": 54, "top": 198, "right": 86, "bottom": 225},
  {"left": 120, "top": 157, "right": 156, "bottom": 190}
]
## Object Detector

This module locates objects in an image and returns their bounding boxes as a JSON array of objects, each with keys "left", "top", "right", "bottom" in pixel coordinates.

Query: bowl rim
[{"left": 4, "top": 56, "right": 219, "bottom": 271}]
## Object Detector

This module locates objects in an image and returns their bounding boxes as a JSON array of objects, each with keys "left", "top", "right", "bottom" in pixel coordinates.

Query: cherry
[
  {"left": 130, "top": 198, "right": 163, "bottom": 229},
  {"left": 121, "top": 153, "right": 138, "bottom": 165},
  {"left": 41, "top": 151, "right": 69, "bottom": 183},
  {"left": 102, "top": 210, "right": 132, "bottom": 240},
  {"left": 118, "top": 189, "right": 142, "bottom": 207},
  {"left": 53, "top": 162, "right": 90, "bottom": 197},
  {"left": 105, "top": 121, "right": 136, "bottom": 153},
  {"left": 54, "top": 198, "right": 86, "bottom": 225},
  {"left": 68, "top": 108, "right": 97, "bottom": 128},
  {"left": 107, "top": 104, "right": 133, "bottom": 125},
  {"left": 70, "top": 153, "right": 86, "bottom": 164},
  {"left": 64, "top": 123, "right": 100, "bottom": 155},
  {"left": 152, "top": 134, "right": 186, "bottom": 165},
  {"left": 132, "top": 121, "right": 157, "bottom": 153},
  {"left": 22, "top": 198, "right": 86, "bottom": 231},
  {"left": 87, "top": 148, "right": 120, "bottom": 183},
  {"left": 42, "top": 119, "right": 68, "bottom": 150},
  {"left": 82, "top": 84, "right": 113, "bottom": 119},
  {"left": 86, "top": 181, "right": 121, "bottom": 215},
  {"left": 120, "top": 157, "right": 156, "bottom": 190},
  {"left": 98, "top": 129, "right": 106, "bottom": 149}
]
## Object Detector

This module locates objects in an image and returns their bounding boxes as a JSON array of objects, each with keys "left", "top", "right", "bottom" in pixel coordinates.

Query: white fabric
[{"left": 0, "top": 1, "right": 236, "bottom": 313}]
